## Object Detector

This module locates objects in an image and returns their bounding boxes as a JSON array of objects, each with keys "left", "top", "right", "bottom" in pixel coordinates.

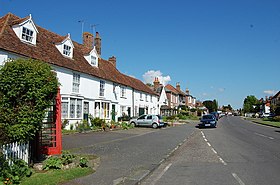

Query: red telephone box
[{"left": 39, "top": 88, "right": 62, "bottom": 155}]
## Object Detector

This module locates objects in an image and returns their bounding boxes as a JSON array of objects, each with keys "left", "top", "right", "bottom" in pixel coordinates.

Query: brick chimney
[
  {"left": 83, "top": 32, "right": 94, "bottom": 49},
  {"left": 108, "top": 56, "right": 116, "bottom": 68},
  {"left": 153, "top": 77, "right": 160, "bottom": 91},
  {"left": 185, "top": 87, "right": 190, "bottom": 95},
  {"left": 176, "top": 82, "right": 181, "bottom": 91},
  {"left": 94, "top": 32, "right": 101, "bottom": 56}
]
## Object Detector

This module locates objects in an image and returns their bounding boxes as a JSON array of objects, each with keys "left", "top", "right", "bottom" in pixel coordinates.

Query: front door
[
  {"left": 139, "top": 108, "right": 145, "bottom": 116},
  {"left": 111, "top": 104, "right": 116, "bottom": 122}
]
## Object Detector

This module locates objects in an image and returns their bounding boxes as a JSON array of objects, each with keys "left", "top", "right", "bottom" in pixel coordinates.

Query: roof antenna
[
  {"left": 78, "top": 20, "right": 85, "bottom": 41},
  {"left": 90, "top": 24, "right": 99, "bottom": 34}
]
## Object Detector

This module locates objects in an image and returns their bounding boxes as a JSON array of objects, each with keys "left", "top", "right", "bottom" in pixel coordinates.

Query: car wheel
[
  {"left": 131, "top": 122, "right": 136, "bottom": 127},
  {"left": 152, "top": 123, "right": 158, "bottom": 129}
]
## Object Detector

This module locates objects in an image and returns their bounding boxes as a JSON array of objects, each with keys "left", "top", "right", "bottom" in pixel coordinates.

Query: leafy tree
[
  {"left": 203, "top": 100, "right": 217, "bottom": 113},
  {"left": 243, "top": 95, "right": 260, "bottom": 113},
  {"left": 0, "top": 58, "right": 59, "bottom": 143}
]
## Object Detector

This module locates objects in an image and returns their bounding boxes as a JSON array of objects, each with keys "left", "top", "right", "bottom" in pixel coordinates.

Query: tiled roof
[
  {"left": 165, "top": 84, "right": 179, "bottom": 94},
  {"left": 0, "top": 13, "right": 157, "bottom": 96}
]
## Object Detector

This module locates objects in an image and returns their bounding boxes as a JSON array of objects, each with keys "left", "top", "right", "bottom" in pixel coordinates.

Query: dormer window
[
  {"left": 91, "top": 56, "right": 97, "bottom": 65},
  {"left": 12, "top": 14, "right": 38, "bottom": 45},
  {"left": 63, "top": 44, "right": 71, "bottom": 56},
  {"left": 22, "top": 27, "right": 34, "bottom": 42},
  {"left": 55, "top": 33, "right": 74, "bottom": 59},
  {"left": 84, "top": 46, "right": 99, "bottom": 67}
]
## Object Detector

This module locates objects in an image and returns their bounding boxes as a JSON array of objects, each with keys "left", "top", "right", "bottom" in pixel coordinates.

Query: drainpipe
[{"left": 132, "top": 88, "right": 135, "bottom": 117}]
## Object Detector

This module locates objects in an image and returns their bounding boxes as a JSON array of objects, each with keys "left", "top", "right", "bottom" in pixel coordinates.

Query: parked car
[
  {"left": 199, "top": 114, "right": 217, "bottom": 128},
  {"left": 129, "top": 114, "right": 165, "bottom": 128},
  {"left": 210, "top": 112, "right": 219, "bottom": 120}
]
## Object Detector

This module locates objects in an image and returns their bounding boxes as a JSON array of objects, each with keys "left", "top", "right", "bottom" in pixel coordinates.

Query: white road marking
[
  {"left": 201, "top": 131, "right": 227, "bottom": 166},
  {"left": 232, "top": 173, "right": 245, "bottom": 185},
  {"left": 219, "top": 157, "right": 227, "bottom": 166},
  {"left": 254, "top": 132, "right": 274, "bottom": 140},
  {"left": 211, "top": 148, "right": 217, "bottom": 154}
]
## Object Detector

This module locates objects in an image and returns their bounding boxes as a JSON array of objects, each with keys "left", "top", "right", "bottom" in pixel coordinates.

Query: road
[
  {"left": 62, "top": 123, "right": 196, "bottom": 185},
  {"left": 141, "top": 116, "right": 280, "bottom": 185}
]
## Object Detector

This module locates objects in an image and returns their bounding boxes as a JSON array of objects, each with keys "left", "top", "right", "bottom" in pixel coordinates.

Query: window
[
  {"left": 65, "top": 98, "right": 83, "bottom": 119},
  {"left": 72, "top": 73, "right": 80, "bottom": 93},
  {"left": 63, "top": 44, "right": 71, "bottom": 56},
  {"left": 21, "top": 27, "right": 33, "bottom": 42},
  {"left": 140, "top": 93, "right": 143, "bottom": 101},
  {"left": 76, "top": 99, "right": 82, "bottom": 118},
  {"left": 150, "top": 95, "right": 153, "bottom": 102},
  {"left": 99, "top": 80, "right": 105, "bottom": 96},
  {"left": 121, "top": 86, "right": 126, "bottom": 98},
  {"left": 70, "top": 98, "right": 76, "bottom": 118},
  {"left": 147, "top": 115, "right": 152, "bottom": 120},
  {"left": 121, "top": 106, "right": 126, "bottom": 115},
  {"left": 62, "top": 102, "right": 69, "bottom": 118},
  {"left": 91, "top": 56, "right": 97, "bottom": 66},
  {"left": 102, "top": 102, "right": 110, "bottom": 119},
  {"left": 145, "top": 94, "right": 148, "bottom": 102},
  {"left": 84, "top": 102, "right": 89, "bottom": 115}
]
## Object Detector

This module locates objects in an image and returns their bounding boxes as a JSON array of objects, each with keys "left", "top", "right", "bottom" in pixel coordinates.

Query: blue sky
[{"left": 1, "top": 0, "right": 279, "bottom": 109}]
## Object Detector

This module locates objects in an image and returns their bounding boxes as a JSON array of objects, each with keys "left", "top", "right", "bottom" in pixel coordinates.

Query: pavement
[{"left": 62, "top": 121, "right": 198, "bottom": 185}]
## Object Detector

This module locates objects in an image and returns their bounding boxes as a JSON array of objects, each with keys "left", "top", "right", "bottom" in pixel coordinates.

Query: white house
[{"left": 0, "top": 13, "right": 159, "bottom": 128}]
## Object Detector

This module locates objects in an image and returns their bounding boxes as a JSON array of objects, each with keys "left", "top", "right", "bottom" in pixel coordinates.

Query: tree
[
  {"left": 203, "top": 100, "right": 217, "bottom": 113},
  {"left": 0, "top": 58, "right": 59, "bottom": 144},
  {"left": 243, "top": 95, "right": 260, "bottom": 113}
]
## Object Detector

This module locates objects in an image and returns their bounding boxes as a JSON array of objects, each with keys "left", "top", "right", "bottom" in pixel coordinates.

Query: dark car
[
  {"left": 210, "top": 112, "right": 219, "bottom": 120},
  {"left": 199, "top": 114, "right": 217, "bottom": 128}
]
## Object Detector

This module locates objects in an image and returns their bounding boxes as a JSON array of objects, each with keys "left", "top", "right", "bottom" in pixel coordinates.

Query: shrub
[
  {"left": 89, "top": 116, "right": 106, "bottom": 128},
  {"left": 43, "top": 156, "right": 62, "bottom": 170},
  {"left": 79, "top": 157, "right": 88, "bottom": 168},
  {"left": 62, "top": 119, "right": 69, "bottom": 129},
  {"left": 0, "top": 158, "right": 32, "bottom": 184},
  {"left": 0, "top": 58, "right": 59, "bottom": 143},
  {"left": 76, "top": 120, "right": 91, "bottom": 132},
  {"left": 61, "top": 151, "right": 76, "bottom": 165},
  {"left": 273, "top": 116, "right": 280, "bottom": 122}
]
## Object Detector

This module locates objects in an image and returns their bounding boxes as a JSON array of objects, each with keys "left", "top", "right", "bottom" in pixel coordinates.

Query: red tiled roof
[
  {"left": 0, "top": 13, "right": 157, "bottom": 96},
  {"left": 165, "top": 84, "right": 179, "bottom": 94}
]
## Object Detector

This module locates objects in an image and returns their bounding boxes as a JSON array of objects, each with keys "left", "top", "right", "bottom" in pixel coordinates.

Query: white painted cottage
[{"left": 0, "top": 13, "right": 159, "bottom": 128}]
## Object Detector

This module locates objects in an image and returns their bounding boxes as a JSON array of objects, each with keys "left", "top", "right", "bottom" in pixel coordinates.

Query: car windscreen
[{"left": 202, "top": 115, "right": 214, "bottom": 119}]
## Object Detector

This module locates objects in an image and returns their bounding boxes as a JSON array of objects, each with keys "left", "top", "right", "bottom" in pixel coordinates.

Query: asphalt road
[
  {"left": 62, "top": 123, "right": 196, "bottom": 185},
  {"left": 141, "top": 116, "right": 280, "bottom": 185}
]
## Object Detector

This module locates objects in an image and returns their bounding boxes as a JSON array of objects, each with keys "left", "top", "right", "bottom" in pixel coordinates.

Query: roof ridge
[{"left": 0, "top": 13, "right": 12, "bottom": 37}]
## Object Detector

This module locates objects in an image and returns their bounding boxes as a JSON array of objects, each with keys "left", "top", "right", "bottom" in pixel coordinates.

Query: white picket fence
[{"left": 2, "top": 142, "right": 30, "bottom": 164}]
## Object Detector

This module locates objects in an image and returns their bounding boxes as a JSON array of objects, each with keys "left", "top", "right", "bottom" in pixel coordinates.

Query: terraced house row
[{"left": 0, "top": 13, "right": 160, "bottom": 128}]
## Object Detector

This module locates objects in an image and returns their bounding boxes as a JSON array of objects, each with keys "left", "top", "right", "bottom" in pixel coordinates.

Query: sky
[{"left": 1, "top": 0, "right": 279, "bottom": 109}]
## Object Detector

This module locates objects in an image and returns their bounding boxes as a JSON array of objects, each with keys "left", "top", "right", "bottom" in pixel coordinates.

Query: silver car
[{"left": 129, "top": 114, "right": 165, "bottom": 129}]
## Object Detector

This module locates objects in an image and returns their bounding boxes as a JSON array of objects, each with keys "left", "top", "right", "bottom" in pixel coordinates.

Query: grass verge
[
  {"left": 246, "top": 118, "right": 280, "bottom": 128},
  {"left": 21, "top": 167, "right": 94, "bottom": 185}
]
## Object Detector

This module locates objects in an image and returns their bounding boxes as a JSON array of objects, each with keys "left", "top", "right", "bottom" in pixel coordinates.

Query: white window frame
[
  {"left": 21, "top": 27, "right": 34, "bottom": 43},
  {"left": 121, "top": 86, "right": 126, "bottom": 98},
  {"left": 63, "top": 97, "right": 83, "bottom": 119},
  {"left": 63, "top": 44, "right": 72, "bottom": 56},
  {"left": 140, "top": 93, "right": 143, "bottom": 101},
  {"left": 99, "top": 80, "right": 105, "bottom": 97},
  {"left": 72, "top": 73, "right": 80, "bottom": 93},
  {"left": 91, "top": 55, "right": 97, "bottom": 66}
]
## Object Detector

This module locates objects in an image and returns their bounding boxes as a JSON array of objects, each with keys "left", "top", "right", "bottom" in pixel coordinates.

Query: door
[
  {"left": 139, "top": 108, "right": 145, "bottom": 116},
  {"left": 145, "top": 115, "right": 153, "bottom": 126},
  {"left": 111, "top": 104, "right": 116, "bottom": 122},
  {"left": 137, "top": 114, "right": 146, "bottom": 126}
]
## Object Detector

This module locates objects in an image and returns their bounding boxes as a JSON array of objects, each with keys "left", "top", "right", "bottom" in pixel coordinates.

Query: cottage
[{"left": 0, "top": 13, "right": 159, "bottom": 128}]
